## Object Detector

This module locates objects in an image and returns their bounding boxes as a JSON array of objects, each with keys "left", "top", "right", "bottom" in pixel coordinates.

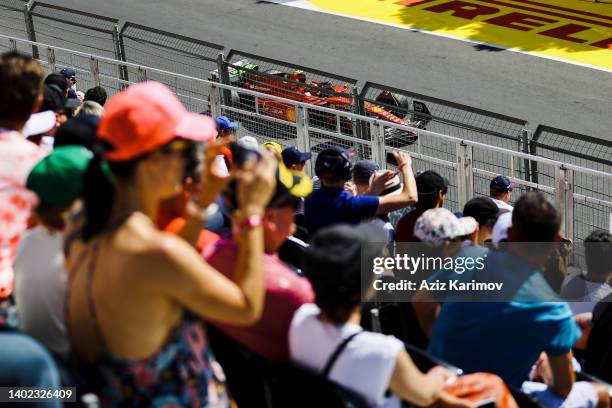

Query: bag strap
[{"left": 322, "top": 331, "right": 362, "bottom": 379}]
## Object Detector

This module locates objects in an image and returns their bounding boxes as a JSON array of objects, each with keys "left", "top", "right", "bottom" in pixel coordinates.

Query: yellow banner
[{"left": 306, "top": 0, "right": 612, "bottom": 70}]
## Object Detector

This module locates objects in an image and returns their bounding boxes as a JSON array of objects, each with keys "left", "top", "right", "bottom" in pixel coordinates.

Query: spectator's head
[
  {"left": 82, "top": 82, "right": 216, "bottom": 241},
  {"left": 509, "top": 192, "right": 561, "bottom": 243},
  {"left": 74, "top": 100, "right": 104, "bottom": 117},
  {"left": 224, "top": 163, "right": 313, "bottom": 253},
  {"left": 414, "top": 208, "right": 477, "bottom": 257},
  {"left": 40, "top": 84, "right": 80, "bottom": 135},
  {"left": 44, "top": 73, "right": 69, "bottom": 96},
  {"left": 305, "top": 223, "right": 387, "bottom": 325},
  {"left": 314, "top": 146, "right": 352, "bottom": 187},
  {"left": 415, "top": 170, "right": 447, "bottom": 209},
  {"left": 0, "top": 51, "right": 44, "bottom": 130},
  {"left": 282, "top": 146, "right": 312, "bottom": 172},
  {"left": 263, "top": 141, "right": 283, "bottom": 155},
  {"left": 84, "top": 86, "right": 107, "bottom": 106},
  {"left": 584, "top": 230, "right": 612, "bottom": 280},
  {"left": 463, "top": 197, "right": 501, "bottom": 244},
  {"left": 236, "top": 135, "right": 259, "bottom": 151},
  {"left": 53, "top": 114, "right": 99, "bottom": 149},
  {"left": 490, "top": 175, "right": 513, "bottom": 203},
  {"left": 214, "top": 115, "right": 237, "bottom": 138},
  {"left": 60, "top": 67, "right": 77, "bottom": 87},
  {"left": 26, "top": 146, "right": 92, "bottom": 230},
  {"left": 352, "top": 160, "right": 379, "bottom": 195}
]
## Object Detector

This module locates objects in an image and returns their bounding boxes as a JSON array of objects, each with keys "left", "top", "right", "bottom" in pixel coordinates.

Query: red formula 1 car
[{"left": 211, "top": 60, "right": 431, "bottom": 146}]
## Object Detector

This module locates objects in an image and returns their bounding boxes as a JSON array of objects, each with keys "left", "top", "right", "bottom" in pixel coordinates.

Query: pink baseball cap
[{"left": 97, "top": 82, "right": 216, "bottom": 161}]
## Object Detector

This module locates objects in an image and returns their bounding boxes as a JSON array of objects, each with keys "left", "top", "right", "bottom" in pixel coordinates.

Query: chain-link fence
[
  {"left": 119, "top": 23, "right": 223, "bottom": 113},
  {"left": 0, "top": 0, "right": 28, "bottom": 43},
  {"left": 530, "top": 126, "right": 612, "bottom": 242}
]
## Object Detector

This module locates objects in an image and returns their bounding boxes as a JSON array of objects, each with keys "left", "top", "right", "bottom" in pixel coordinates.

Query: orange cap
[{"left": 97, "top": 82, "right": 217, "bottom": 161}]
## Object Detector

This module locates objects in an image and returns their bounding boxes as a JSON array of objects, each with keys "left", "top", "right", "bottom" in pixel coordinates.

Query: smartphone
[
  {"left": 386, "top": 151, "right": 398, "bottom": 166},
  {"left": 230, "top": 142, "right": 262, "bottom": 168}
]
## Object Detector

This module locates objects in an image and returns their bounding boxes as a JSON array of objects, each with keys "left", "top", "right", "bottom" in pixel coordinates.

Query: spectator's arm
[
  {"left": 376, "top": 151, "right": 418, "bottom": 215},
  {"left": 546, "top": 351, "right": 575, "bottom": 398},
  {"left": 389, "top": 350, "right": 450, "bottom": 407},
  {"left": 147, "top": 152, "right": 276, "bottom": 326}
]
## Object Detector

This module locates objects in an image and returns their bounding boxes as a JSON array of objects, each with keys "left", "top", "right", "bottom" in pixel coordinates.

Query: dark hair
[
  {"left": 44, "top": 73, "right": 69, "bottom": 92},
  {"left": 82, "top": 143, "right": 140, "bottom": 241},
  {"left": 82, "top": 139, "right": 197, "bottom": 240},
  {"left": 84, "top": 86, "right": 107, "bottom": 106},
  {"left": 0, "top": 51, "right": 44, "bottom": 123},
  {"left": 511, "top": 192, "right": 561, "bottom": 242},
  {"left": 305, "top": 239, "right": 364, "bottom": 325},
  {"left": 416, "top": 190, "right": 442, "bottom": 209},
  {"left": 585, "top": 230, "right": 612, "bottom": 277}
]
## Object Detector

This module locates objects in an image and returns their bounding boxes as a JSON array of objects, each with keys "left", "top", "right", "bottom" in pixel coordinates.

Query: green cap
[{"left": 26, "top": 146, "right": 93, "bottom": 212}]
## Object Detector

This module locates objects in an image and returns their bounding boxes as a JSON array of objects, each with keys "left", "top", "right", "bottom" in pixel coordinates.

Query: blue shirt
[
  {"left": 304, "top": 187, "right": 379, "bottom": 235},
  {"left": 427, "top": 250, "right": 581, "bottom": 387}
]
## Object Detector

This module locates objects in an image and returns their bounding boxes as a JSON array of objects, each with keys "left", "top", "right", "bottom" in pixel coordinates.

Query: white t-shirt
[
  {"left": 491, "top": 197, "right": 514, "bottom": 211},
  {"left": 14, "top": 226, "right": 69, "bottom": 358},
  {"left": 289, "top": 304, "right": 403, "bottom": 408}
]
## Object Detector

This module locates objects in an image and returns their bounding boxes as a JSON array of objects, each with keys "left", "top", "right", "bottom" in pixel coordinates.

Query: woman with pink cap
[{"left": 66, "top": 82, "right": 276, "bottom": 407}]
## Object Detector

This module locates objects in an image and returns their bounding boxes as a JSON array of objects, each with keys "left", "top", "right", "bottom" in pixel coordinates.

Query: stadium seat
[{"left": 207, "top": 325, "right": 370, "bottom": 408}]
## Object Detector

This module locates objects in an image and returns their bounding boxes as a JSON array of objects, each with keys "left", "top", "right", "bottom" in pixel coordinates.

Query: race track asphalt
[{"left": 35, "top": 0, "right": 612, "bottom": 140}]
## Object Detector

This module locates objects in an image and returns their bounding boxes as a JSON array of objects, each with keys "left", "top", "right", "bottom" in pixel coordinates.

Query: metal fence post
[
  {"left": 456, "top": 142, "right": 473, "bottom": 208},
  {"left": 555, "top": 167, "right": 574, "bottom": 239},
  {"left": 295, "top": 105, "right": 312, "bottom": 176},
  {"left": 113, "top": 25, "right": 129, "bottom": 89},
  {"left": 521, "top": 129, "right": 532, "bottom": 183},
  {"left": 209, "top": 84, "right": 222, "bottom": 118},
  {"left": 89, "top": 56, "right": 100, "bottom": 87},
  {"left": 369, "top": 121, "right": 387, "bottom": 169},
  {"left": 352, "top": 85, "right": 364, "bottom": 140},
  {"left": 24, "top": 2, "right": 39, "bottom": 59},
  {"left": 217, "top": 53, "right": 231, "bottom": 106},
  {"left": 46, "top": 47, "right": 56, "bottom": 73},
  {"left": 136, "top": 67, "right": 147, "bottom": 83}
]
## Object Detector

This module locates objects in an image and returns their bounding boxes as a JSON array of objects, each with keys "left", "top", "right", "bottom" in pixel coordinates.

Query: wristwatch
[{"left": 232, "top": 214, "right": 263, "bottom": 235}]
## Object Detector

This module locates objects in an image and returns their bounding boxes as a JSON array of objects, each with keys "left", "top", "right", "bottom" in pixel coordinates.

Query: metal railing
[{"left": 2, "top": 33, "right": 611, "bottom": 245}]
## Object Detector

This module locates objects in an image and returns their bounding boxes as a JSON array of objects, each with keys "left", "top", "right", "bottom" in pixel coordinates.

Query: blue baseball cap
[
  {"left": 352, "top": 160, "right": 379, "bottom": 183},
  {"left": 215, "top": 115, "right": 238, "bottom": 131},
  {"left": 282, "top": 146, "right": 312, "bottom": 167},
  {"left": 60, "top": 67, "right": 77, "bottom": 80},
  {"left": 490, "top": 175, "right": 513, "bottom": 192}
]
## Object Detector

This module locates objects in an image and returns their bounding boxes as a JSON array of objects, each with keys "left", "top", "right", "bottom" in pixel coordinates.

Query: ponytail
[{"left": 82, "top": 144, "right": 115, "bottom": 241}]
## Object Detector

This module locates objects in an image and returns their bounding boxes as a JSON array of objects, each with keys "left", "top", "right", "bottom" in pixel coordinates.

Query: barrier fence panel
[
  {"left": 119, "top": 23, "right": 223, "bottom": 113},
  {"left": 0, "top": 0, "right": 33, "bottom": 55},
  {"left": 27, "top": 2, "right": 123, "bottom": 94},
  {"left": 361, "top": 83, "right": 529, "bottom": 187},
  {"left": 530, "top": 126, "right": 612, "bottom": 242}
]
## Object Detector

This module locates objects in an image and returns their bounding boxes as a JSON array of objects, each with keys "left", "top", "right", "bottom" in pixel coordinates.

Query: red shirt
[
  {"left": 394, "top": 207, "right": 426, "bottom": 242},
  {"left": 205, "top": 240, "right": 314, "bottom": 362}
]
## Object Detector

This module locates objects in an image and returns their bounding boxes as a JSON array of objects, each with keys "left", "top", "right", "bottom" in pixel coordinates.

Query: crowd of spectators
[{"left": 1, "top": 51, "right": 612, "bottom": 408}]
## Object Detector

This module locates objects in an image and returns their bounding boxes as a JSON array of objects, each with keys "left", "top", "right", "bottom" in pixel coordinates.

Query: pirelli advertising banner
[{"left": 287, "top": 0, "right": 612, "bottom": 70}]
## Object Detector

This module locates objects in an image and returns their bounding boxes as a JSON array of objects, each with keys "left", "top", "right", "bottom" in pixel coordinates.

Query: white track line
[{"left": 263, "top": 0, "right": 612, "bottom": 74}]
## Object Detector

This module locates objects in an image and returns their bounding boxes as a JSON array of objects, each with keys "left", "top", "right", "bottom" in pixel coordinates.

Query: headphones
[{"left": 314, "top": 147, "right": 352, "bottom": 181}]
